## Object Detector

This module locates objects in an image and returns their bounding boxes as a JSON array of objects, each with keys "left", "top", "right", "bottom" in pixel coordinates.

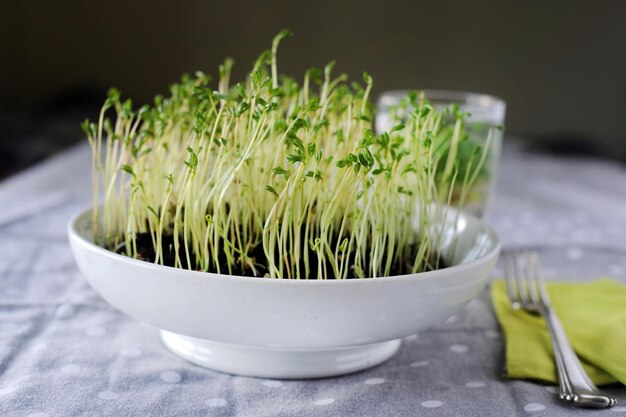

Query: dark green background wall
[{"left": 2, "top": 0, "right": 625, "bottom": 157}]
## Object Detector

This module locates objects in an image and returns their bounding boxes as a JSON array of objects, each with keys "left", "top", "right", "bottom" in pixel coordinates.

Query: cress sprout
[{"left": 83, "top": 31, "right": 493, "bottom": 279}]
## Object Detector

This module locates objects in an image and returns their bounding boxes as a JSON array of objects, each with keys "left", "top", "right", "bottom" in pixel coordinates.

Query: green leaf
[
  {"left": 398, "top": 186, "right": 414, "bottom": 196},
  {"left": 254, "top": 49, "right": 272, "bottom": 68},
  {"left": 378, "top": 132, "right": 390, "bottom": 148},
  {"left": 305, "top": 99, "right": 321, "bottom": 112},
  {"left": 334, "top": 129, "right": 345, "bottom": 143},
  {"left": 358, "top": 152, "right": 369, "bottom": 167},
  {"left": 339, "top": 238, "right": 349, "bottom": 253},
  {"left": 424, "top": 131, "right": 433, "bottom": 147},
  {"left": 236, "top": 102, "right": 250, "bottom": 116},
  {"left": 324, "top": 61, "right": 336, "bottom": 76},
  {"left": 360, "top": 146, "right": 374, "bottom": 166},
  {"left": 147, "top": 205, "right": 159, "bottom": 218},
  {"left": 122, "top": 98, "right": 133, "bottom": 115},
  {"left": 235, "top": 83, "right": 247, "bottom": 98},
  {"left": 307, "top": 67, "right": 323, "bottom": 84},
  {"left": 218, "top": 57, "right": 234, "bottom": 78},
  {"left": 212, "top": 91, "right": 226, "bottom": 100},
  {"left": 277, "top": 29, "right": 293, "bottom": 39},
  {"left": 251, "top": 70, "right": 263, "bottom": 88},
  {"left": 105, "top": 87, "right": 120, "bottom": 107},
  {"left": 313, "top": 119, "right": 328, "bottom": 134},
  {"left": 265, "top": 102, "right": 279, "bottom": 112},
  {"left": 121, "top": 164, "right": 135, "bottom": 177},
  {"left": 184, "top": 147, "right": 198, "bottom": 170},
  {"left": 272, "top": 166, "right": 290, "bottom": 180},
  {"left": 390, "top": 123, "right": 405, "bottom": 133},
  {"left": 290, "top": 117, "right": 309, "bottom": 131},
  {"left": 288, "top": 135, "right": 304, "bottom": 151},
  {"left": 265, "top": 185, "right": 279, "bottom": 198},
  {"left": 287, "top": 153, "right": 304, "bottom": 164},
  {"left": 402, "top": 164, "right": 416, "bottom": 175},
  {"left": 80, "top": 119, "right": 89, "bottom": 133},
  {"left": 270, "top": 87, "right": 285, "bottom": 97},
  {"left": 103, "top": 118, "right": 113, "bottom": 135},
  {"left": 359, "top": 129, "right": 376, "bottom": 147}
]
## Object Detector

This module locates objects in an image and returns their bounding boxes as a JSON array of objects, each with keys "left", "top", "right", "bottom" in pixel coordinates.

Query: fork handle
[{"left": 542, "top": 306, "right": 617, "bottom": 408}]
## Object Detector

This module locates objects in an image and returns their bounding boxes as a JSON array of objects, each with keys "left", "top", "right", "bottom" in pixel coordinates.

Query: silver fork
[{"left": 504, "top": 250, "right": 617, "bottom": 409}]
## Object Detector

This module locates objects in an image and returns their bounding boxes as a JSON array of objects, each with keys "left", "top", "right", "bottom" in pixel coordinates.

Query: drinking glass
[{"left": 376, "top": 90, "right": 506, "bottom": 218}]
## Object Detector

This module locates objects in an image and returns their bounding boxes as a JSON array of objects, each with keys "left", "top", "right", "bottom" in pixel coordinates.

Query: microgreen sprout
[{"left": 84, "top": 31, "right": 493, "bottom": 279}]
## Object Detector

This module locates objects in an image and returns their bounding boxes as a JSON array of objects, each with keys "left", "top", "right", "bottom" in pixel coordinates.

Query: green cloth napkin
[{"left": 491, "top": 278, "right": 626, "bottom": 386}]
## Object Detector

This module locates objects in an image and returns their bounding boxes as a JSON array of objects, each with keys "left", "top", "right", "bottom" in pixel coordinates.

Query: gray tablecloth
[{"left": 1, "top": 141, "right": 626, "bottom": 417}]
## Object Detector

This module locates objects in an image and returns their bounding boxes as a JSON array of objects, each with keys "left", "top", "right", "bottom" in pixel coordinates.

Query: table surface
[{"left": 1, "top": 141, "right": 626, "bottom": 417}]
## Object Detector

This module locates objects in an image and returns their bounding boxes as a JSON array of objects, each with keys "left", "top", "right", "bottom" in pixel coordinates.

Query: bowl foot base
[{"left": 160, "top": 330, "right": 401, "bottom": 379}]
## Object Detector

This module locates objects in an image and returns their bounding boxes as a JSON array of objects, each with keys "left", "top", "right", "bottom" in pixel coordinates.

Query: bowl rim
[{"left": 68, "top": 207, "right": 500, "bottom": 286}]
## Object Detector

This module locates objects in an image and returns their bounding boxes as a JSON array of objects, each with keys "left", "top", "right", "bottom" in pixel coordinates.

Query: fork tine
[
  {"left": 524, "top": 251, "right": 541, "bottom": 306},
  {"left": 504, "top": 252, "right": 521, "bottom": 309},
  {"left": 528, "top": 251, "right": 551, "bottom": 305},
  {"left": 513, "top": 252, "right": 531, "bottom": 307}
]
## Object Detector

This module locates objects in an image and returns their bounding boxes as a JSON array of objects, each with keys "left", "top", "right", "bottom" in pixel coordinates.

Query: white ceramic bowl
[{"left": 68, "top": 208, "right": 499, "bottom": 379}]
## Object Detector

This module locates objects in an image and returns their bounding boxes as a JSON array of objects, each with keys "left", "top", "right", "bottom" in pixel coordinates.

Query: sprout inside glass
[{"left": 376, "top": 90, "right": 505, "bottom": 218}]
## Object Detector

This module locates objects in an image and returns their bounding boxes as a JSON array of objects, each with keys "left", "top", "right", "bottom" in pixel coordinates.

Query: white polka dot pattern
[
  {"left": 314, "top": 398, "right": 335, "bottom": 406},
  {"left": 544, "top": 386, "right": 558, "bottom": 394},
  {"left": 610, "top": 265, "right": 624, "bottom": 276},
  {"left": 160, "top": 371, "right": 182, "bottom": 383},
  {"left": 449, "top": 344, "right": 469, "bottom": 353},
  {"left": 485, "top": 330, "right": 501, "bottom": 339},
  {"left": 566, "top": 248, "right": 583, "bottom": 261},
  {"left": 364, "top": 378, "right": 385, "bottom": 385},
  {"left": 205, "top": 398, "right": 227, "bottom": 407},
  {"left": 61, "top": 364, "right": 80, "bottom": 373},
  {"left": 97, "top": 390, "right": 119, "bottom": 400},
  {"left": 524, "top": 403, "right": 546, "bottom": 412}
]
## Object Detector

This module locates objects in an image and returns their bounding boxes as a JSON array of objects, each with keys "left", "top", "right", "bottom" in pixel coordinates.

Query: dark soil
[{"left": 115, "top": 232, "right": 446, "bottom": 279}]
